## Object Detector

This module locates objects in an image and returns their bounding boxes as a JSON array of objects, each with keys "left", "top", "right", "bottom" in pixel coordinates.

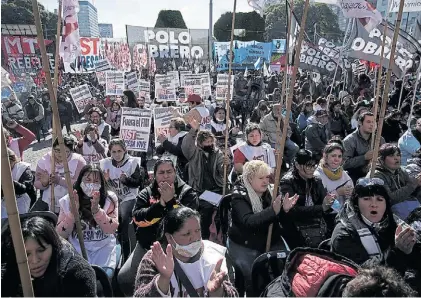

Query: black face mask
[{"left": 202, "top": 145, "right": 214, "bottom": 153}]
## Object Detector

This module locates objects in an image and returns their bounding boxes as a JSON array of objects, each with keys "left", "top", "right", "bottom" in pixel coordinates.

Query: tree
[
  {"left": 154, "top": 10, "right": 187, "bottom": 28},
  {"left": 1, "top": 0, "right": 58, "bottom": 39},
  {"left": 214, "top": 11, "right": 265, "bottom": 42},
  {"left": 264, "top": 0, "right": 344, "bottom": 43}
]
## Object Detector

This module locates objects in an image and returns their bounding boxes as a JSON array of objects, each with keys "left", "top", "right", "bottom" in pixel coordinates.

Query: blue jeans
[{"left": 270, "top": 139, "right": 299, "bottom": 164}]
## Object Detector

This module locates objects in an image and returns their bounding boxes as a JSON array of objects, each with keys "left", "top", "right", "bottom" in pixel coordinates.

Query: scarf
[
  {"left": 167, "top": 131, "right": 187, "bottom": 145},
  {"left": 322, "top": 164, "right": 343, "bottom": 181},
  {"left": 241, "top": 175, "right": 273, "bottom": 213}
]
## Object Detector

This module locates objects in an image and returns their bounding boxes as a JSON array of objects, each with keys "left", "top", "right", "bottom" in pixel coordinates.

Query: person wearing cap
[
  {"left": 369, "top": 143, "right": 421, "bottom": 220},
  {"left": 330, "top": 178, "right": 420, "bottom": 285},
  {"left": 304, "top": 109, "right": 331, "bottom": 159},
  {"left": 23, "top": 94, "right": 44, "bottom": 143},
  {"left": 88, "top": 107, "right": 111, "bottom": 143},
  {"left": 343, "top": 112, "right": 385, "bottom": 183},
  {"left": 186, "top": 94, "right": 211, "bottom": 131},
  {"left": 279, "top": 149, "right": 335, "bottom": 249}
]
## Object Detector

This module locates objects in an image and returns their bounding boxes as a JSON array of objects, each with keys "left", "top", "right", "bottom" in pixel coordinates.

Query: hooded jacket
[{"left": 132, "top": 178, "right": 199, "bottom": 249}]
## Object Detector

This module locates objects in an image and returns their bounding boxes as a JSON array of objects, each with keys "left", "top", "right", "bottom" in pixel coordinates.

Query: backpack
[{"left": 261, "top": 248, "right": 360, "bottom": 297}]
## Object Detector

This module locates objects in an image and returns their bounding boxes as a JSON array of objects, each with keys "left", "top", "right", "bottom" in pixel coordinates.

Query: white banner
[
  {"left": 390, "top": 0, "right": 421, "bottom": 12},
  {"left": 106, "top": 71, "right": 125, "bottom": 96},
  {"left": 167, "top": 71, "right": 180, "bottom": 88},
  {"left": 153, "top": 107, "right": 178, "bottom": 146},
  {"left": 60, "top": 0, "right": 81, "bottom": 63},
  {"left": 179, "top": 70, "right": 192, "bottom": 86},
  {"left": 69, "top": 84, "right": 92, "bottom": 114},
  {"left": 139, "top": 79, "right": 151, "bottom": 101},
  {"left": 95, "top": 59, "right": 112, "bottom": 72},
  {"left": 216, "top": 74, "right": 234, "bottom": 101},
  {"left": 125, "top": 72, "right": 139, "bottom": 90},
  {"left": 155, "top": 74, "right": 177, "bottom": 101},
  {"left": 119, "top": 108, "right": 152, "bottom": 152},
  {"left": 182, "top": 73, "right": 211, "bottom": 98}
]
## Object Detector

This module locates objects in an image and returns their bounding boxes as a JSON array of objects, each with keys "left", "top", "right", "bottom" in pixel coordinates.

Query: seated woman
[
  {"left": 210, "top": 107, "right": 239, "bottom": 149},
  {"left": 118, "top": 158, "right": 199, "bottom": 296},
  {"left": 331, "top": 178, "right": 421, "bottom": 289},
  {"left": 156, "top": 117, "right": 189, "bottom": 180},
  {"left": 280, "top": 149, "right": 336, "bottom": 249},
  {"left": 57, "top": 164, "right": 119, "bottom": 275},
  {"left": 233, "top": 124, "right": 276, "bottom": 177},
  {"left": 35, "top": 136, "right": 86, "bottom": 213},
  {"left": 75, "top": 124, "right": 108, "bottom": 164},
  {"left": 133, "top": 207, "right": 238, "bottom": 297},
  {"left": 1, "top": 215, "right": 96, "bottom": 297},
  {"left": 100, "top": 138, "right": 143, "bottom": 261},
  {"left": 227, "top": 160, "right": 298, "bottom": 294},
  {"left": 1, "top": 148, "right": 36, "bottom": 218},
  {"left": 314, "top": 141, "right": 354, "bottom": 211}
]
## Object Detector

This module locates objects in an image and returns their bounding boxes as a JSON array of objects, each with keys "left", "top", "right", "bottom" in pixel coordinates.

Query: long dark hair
[
  {"left": 150, "top": 158, "right": 177, "bottom": 198},
  {"left": 124, "top": 90, "right": 137, "bottom": 108},
  {"left": 158, "top": 207, "right": 201, "bottom": 244}
]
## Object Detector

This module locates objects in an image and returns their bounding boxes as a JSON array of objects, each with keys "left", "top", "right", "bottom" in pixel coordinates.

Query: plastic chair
[{"left": 92, "top": 265, "right": 113, "bottom": 297}]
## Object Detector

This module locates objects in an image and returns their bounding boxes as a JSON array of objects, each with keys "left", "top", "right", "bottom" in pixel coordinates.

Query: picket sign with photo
[
  {"left": 95, "top": 59, "right": 112, "bottom": 72},
  {"left": 119, "top": 108, "right": 152, "bottom": 152},
  {"left": 182, "top": 73, "right": 211, "bottom": 98},
  {"left": 179, "top": 70, "right": 192, "bottom": 86},
  {"left": 125, "top": 71, "right": 139, "bottom": 90},
  {"left": 216, "top": 74, "right": 234, "bottom": 101},
  {"left": 106, "top": 71, "right": 125, "bottom": 96},
  {"left": 69, "top": 84, "right": 92, "bottom": 114},
  {"left": 96, "top": 72, "right": 106, "bottom": 85},
  {"left": 139, "top": 79, "right": 151, "bottom": 101},
  {"left": 167, "top": 70, "right": 180, "bottom": 88},
  {"left": 153, "top": 107, "right": 181, "bottom": 146},
  {"left": 155, "top": 74, "right": 177, "bottom": 101}
]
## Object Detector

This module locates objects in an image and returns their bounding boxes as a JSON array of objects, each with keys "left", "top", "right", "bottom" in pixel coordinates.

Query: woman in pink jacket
[{"left": 56, "top": 164, "right": 119, "bottom": 277}]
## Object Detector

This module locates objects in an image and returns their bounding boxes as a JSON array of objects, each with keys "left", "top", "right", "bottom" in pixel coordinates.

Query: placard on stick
[
  {"left": 139, "top": 79, "right": 151, "bottom": 101},
  {"left": 69, "top": 84, "right": 92, "bottom": 114},
  {"left": 119, "top": 108, "right": 152, "bottom": 152},
  {"left": 125, "top": 71, "right": 139, "bottom": 90},
  {"left": 106, "top": 71, "right": 125, "bottom": 96},
  {"left": 155, "top": 74, "right": 176, "bottom": 101}
]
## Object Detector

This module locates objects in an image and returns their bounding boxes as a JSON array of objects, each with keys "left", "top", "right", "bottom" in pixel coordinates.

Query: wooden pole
[
  {"left": 281, "top": 0, "right": 293, "bottom": 108},
  {"left": 266, "top": 0, "right": 310, "bottom": 252},
  {"left": 407, "top": 65, "right": 421, "bottom": 128},
  {"left": 370, "top": 0, "right": 405, "bottom": 178},
  {"left": 222, "top": 0, "right": 237, "bottom": 196},
  {"left": 31, "top": 0, "right": 88, "bottom": 260},
  {"left": 50, "top": 0, "right": 62, "bottom": 212},
  {"left": 1, "top": 129, "right": 34, "bottom": 297},
  {"left": 397, "top": 68, "right": 407, "bottom": 110}
]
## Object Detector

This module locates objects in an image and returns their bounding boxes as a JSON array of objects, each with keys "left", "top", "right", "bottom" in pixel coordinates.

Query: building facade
[
  {"left": 78, "top": 0, "right": 99, "bottom": 37},
  {"left": 99, "top": 23, "right": 113, "bottom": 38}
]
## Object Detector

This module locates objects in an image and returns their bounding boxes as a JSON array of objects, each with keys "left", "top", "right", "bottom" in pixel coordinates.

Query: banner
[
  {"left": 95, "top": 59, "right": 112, "bottom": 72},
  {"left": 272, "top": 39, "right": 287, "bottom": 54},
  {"left": 125, "top": 71, "right": 138, "bottom": 90},
  {"left": 139, "top": 79, "right": 151, "bottom": 101},
  {"left": 179, "top": 70, "right": 192, "bottom": 86},
  {"left": 216, "top": 74, "right": 234, "bottom": 101},
  {"left": 167, "top": 70, "right": 180, "bottom": 88},
  {"left": 214, "top": 40, "right": 273, "bottom": 71},
  {"left": 69, "top": 84, "right": 92, "bottom": 113},
  {"left": 106, "top": 71, "right": 125, "bottom": 95},
  {"left": 126, "top": 26, "right": 209, "bottom": 72},
  {"left": 63, "top": 37, "right": 102, "bottom": 73},
  {"left": 60, "top": 0, "right": 81, "bottom": 63},
  {"left": 1, "top": 36, "right": 54, "bottom": 77},
  {"left": 182, "top": 73, "right": 211, "bottom": 98},
  {"left": 153, "top": 107, "right": 176, "bottom": 146},
  {"left": 119, "top": 108, "right": 152, "bottom": 152},
  {"left": 390, "top": 0, "right": 421, "bottom": 12},
  {"left": 155, "top": 74, "right": 177, "bottom": 101},
  {"left": 299, "top": 42, "right": 342, "bottom": 78},
  {"left": 345, "top": 19, "right": 421, "bottom": 76},
  {"left": 101, "top": 38, "right": 132, "bottom": 71}
]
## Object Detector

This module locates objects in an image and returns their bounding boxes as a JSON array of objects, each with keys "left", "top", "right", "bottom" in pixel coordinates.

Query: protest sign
[
  {"left": 119, "top": 108, "right": 152, "bottom": 152},
  {"left": 168, "top": 70, "right": 180, "bottom": 88},
  {"left": 153, "top": 107, "right": 180, "bottom": 146},
  {"left": 125, "top": 71, "right": 139, "bottom": 90},
  {"left": 95, "top": 59, "right": 112, "bottom": 72},
  {"left": 299, "top": 42, "right": 342, "bottom": 79},
  {"left": 96, "top": 72, "right": 106, "bottom": 85},
  {"left": 69, "top": 84, "right": 92, "bottom": 113},
  {"left": 155, "top": 74, "right": 177, "bottom": 101},
  {"left": 182, "top": 73, "right": 211, "bottom": 97},
  {"left": 139, "top": 79, "right": 151, "bottom": 101},
  {"left": 179, "top": 70, "right": 192, "bottom": 86},
  {"left": 106, "top": 71, "right": 125, "bottom": 96},
  {"left": 389, "top": 0, "right": 421, "bottom": 13},
  {"left": 272, "top": 39, "right": 286, "bottom": 54},
  {"left": 184, "top": 78, "right": 202, "bottom": 97},
  {"left": 216, "top": 74, "right": 234, "bottom": 101}
]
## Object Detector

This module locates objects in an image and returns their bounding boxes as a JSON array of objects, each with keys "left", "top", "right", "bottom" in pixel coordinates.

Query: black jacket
[
  {"left": 228, "top": 183, "right": 285, "bottom": 253},
  {"left": 132, "top": 179, "right": 199, "bottom": 248},
  {"left": 1, "top": 240, "right": 96, "bottom": 297},
  {"left": 382, "top": 119, "right": 406, "bottom": 143}
]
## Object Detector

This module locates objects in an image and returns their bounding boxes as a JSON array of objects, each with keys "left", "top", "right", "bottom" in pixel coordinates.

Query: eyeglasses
[
  {"left": 303, "top": 164, "right": 318, "bottom": 170},
  {"left": 356, "top": 178, "right": 385, "bottom": 187}
]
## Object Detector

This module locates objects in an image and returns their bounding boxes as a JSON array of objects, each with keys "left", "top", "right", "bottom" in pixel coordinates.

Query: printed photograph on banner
[
  {"left": 155, "top": 74, "right": 177, "bottom": 101},
  {"left": 125, "top": 71, "right": 139, "bottom": 90},
  {"left": 153, "top": 107, "right": 180, "bottom": 146},
  {"left": 119, "top": 108, "right": 152, "bottom": 152},
  {"left": 167, "top": 70, "right": 180, "bottom": 88},
  {"left": 179, "top": 70, "right": 192, "bottom": 86},
  {"left": 138, "top": 79, "right": 151, "bottom": 101},
  {"left": 216, "top": 74, "right": 234, "bottom": 101},
  {"left": 69, "top": 84, "right": 92, "bottom": 114},
  {"left": 106, "top": 71, "right": 125, "bottom": 96}
]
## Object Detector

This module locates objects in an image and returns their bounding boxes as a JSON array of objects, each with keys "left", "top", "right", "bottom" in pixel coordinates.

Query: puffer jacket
[
  {"left": 304, "top": 123, "right": 330, "bottom": 156},
  {"left": 370, "top": 162, "right": 420, "bottom": 219},
  {"left": 2, "top": 101, "right": 24, "bottom": 121},
  {"left": 399, "top": 130, "right": 421, "bottom": 166}
]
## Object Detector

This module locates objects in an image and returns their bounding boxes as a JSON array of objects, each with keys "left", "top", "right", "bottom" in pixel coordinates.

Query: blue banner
[
  {"left": 214, "top": 40, "right": 273, "bottom": 71},
  {"left": 272, "top": 39, "right": 286, "bottom": 54}
]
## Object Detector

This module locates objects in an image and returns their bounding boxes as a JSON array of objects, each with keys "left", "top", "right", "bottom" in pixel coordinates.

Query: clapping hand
[
  {"left": 282, "top": 193, "right": 299, "bottom": 213},
  {"left": 207, "top": 258, "right": 226, "bottom": 297},
  {"left": 158, "top": 182, "right": 175, "bottom": 206},
  {"left": 395, "top": 225, "right": 416, "bottom": 255},
  {"left": 91, "top": 191, "right": 100, "bottom": 214},
  {"left": 151, "top": 241, "right": 174, "bottom": 280}
]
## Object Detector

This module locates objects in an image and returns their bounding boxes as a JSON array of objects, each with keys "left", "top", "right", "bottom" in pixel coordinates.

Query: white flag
[
  {"left": 389, "top": 0, "right": 421, "bottom": 13},
  {"left": 244, "top": 67, "right": 248, "bottom": 77},
  {"left": 247, "top": 0, "right": 267, "bottom": 17},
  {"left": 263, "top": 63, "right": 269, "bottom": 77},
  {"left": 60, "top": 0, "right": 81, "bottom": 63}
]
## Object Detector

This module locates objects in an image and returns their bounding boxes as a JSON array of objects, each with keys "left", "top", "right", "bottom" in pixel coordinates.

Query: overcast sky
[{"left": 38, "top": 0, "right": 254, "bottom": 38}]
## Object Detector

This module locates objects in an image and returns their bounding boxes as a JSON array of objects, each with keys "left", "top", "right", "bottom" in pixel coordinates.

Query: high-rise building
[
  {"left": 98, "top": 23, "right": 113, "bottom": 38},
  {"left": 78, "top": 0, "right": 99, "bottom": 37}
]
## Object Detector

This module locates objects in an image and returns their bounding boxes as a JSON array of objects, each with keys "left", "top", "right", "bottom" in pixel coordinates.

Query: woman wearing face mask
[
  {"left": 105, "top": 100, "right": 122, "bottom": 136},
  {"left": 1, "top": 148, "right": 36, "bottom": 218},
  {"left": 227, "top": 161, "right": 299, "bottom": 295},
  {"left": 99, "top": 138, "right": 143, "bottom": 261},
  {"left": 74, "top": 124, "right": 108, "bottom": 164},
  {"left": 35, "top": 136, "right": 87, "bottom": 213},
  {"left": 233, "top": 124, "right": 276, "bottom": 176},
  {"left": 330, "top": 178, "right": 421, "bottom": 288},
  {"left": 118, "top": 158, "right": 199, "bottom": 297},
  {"left": 210, "top": 107, "right": 239, "bottom": 149},
  {"left": 314, "top": 141, "right": 354, "bottom": 212},
  {"left": 2, "top": 215, "right": 96, "bottom": 297},
  {"left": 280, "top": 149, "right": 336, "bottom": 249},
  {"left": 57, "top": 164, "right": 119, "bottom": 275},
  {"left": 134, "top": 207, "right": 238, "bottom": 297}
]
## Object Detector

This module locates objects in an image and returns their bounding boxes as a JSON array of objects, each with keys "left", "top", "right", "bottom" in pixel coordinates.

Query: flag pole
[
  {"left": 1, "top": 129, "right": 34, "bottom": 296},
  {"left": 50, "top": 0, "right": 62, "bottom": 212},
  {"left": 397, "top": 68, "right": 407, "bottom": 110},
  {"left": 266, "top": 0, "right": 311, "bottom": 252},
  {"left": 31, "top": 0, "right": 88, "bottom": 260},
  {"left": 407, "top": 66, "right": 421, "bottom": 128},
  {"left": 281, "top": 0, "right": 294, "bottom": 108},
  {"left": 370, "top": 0, "right": 405, "bottom": 178},
  {"left": 222, "top": 0, "right": 237, "bottom": 195}
]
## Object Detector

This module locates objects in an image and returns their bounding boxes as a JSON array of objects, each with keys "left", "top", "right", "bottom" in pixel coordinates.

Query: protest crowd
[{"left": 2, "top": 0, "right": 421, "bottom": 297}]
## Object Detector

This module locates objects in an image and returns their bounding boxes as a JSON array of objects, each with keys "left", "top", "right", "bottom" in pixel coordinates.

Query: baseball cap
[
  {"left": 315, "top": 110, "right": 328, "bottom": 117},
  {"left": 187, "top": 94, "right": 202, "bottom": 103}
]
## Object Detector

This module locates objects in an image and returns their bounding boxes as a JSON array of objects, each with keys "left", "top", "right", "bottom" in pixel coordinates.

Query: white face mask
[
  {"left": 80, "top": 182, "right": 101, "bottom": 197},
  {"left": 171, "top": 236, "right": 202, "bottom": 258}
]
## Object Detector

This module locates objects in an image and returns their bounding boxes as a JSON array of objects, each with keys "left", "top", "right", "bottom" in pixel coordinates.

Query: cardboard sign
[
  {"left": 179, "top": 70, "right": 192, "bottom": 86},
  {"left": 155, "top": 74, "right": 176, "bottom": 101},
  {"left": 167, "top": 70, "right": 180, "bottom": 88},
  {"left": 69, "top": 84, "right": 92, "bottom": 113},
  {"left": 139, "top": 79, "right": 151, "bottom": 101},
  {"left": 182, "top": 73, "right": 211, "bottom": 98},
  {"left": 96, "top": 71, "right": 106, "bottom": 85},
  {"left": 125, "top": 71, "right": 139, "bottom": 90},
  {"left": 119, "top": 108, "right": 152, "bottom": 152},
  {"left": 106, "top": 71, "right": 125, "bottom": 96},
  {"left": 95, "top": 59, "right": 112, "bottom": 72},
  {"left": 153, "top": 107, "right": 180, "bottom": 146},
  {"left": 216, "top": 74, "right": 234, "bottom": 101}
]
